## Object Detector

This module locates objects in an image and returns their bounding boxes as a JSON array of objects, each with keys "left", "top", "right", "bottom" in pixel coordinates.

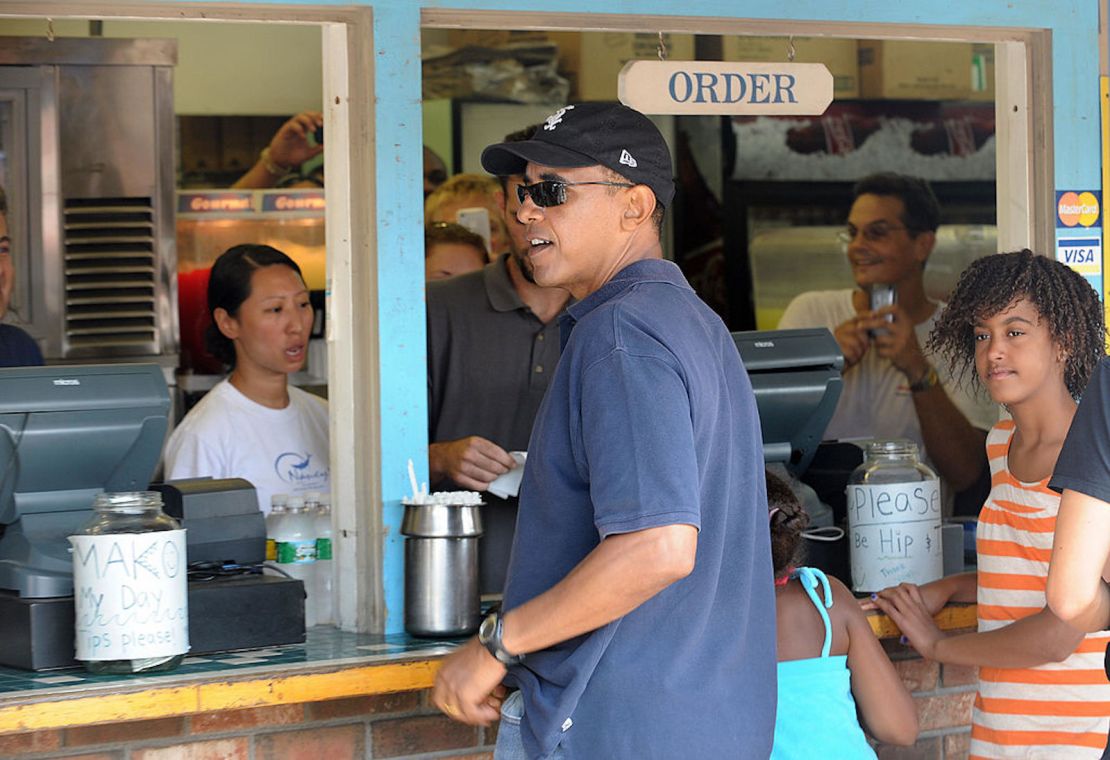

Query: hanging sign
[{"left": 618, "top": 60, "right": 834, "bottom": 116}]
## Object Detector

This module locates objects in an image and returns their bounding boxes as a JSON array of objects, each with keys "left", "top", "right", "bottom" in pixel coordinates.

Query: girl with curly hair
[{"left": 870, "top": 249, "right": 1110, "bottom": 758}]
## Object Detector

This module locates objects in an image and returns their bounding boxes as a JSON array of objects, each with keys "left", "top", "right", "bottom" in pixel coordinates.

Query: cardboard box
[
  {"left": 447, "top": 29, "right": 552, "bottom": 49},
  {"left": 859, "top": 40, "right": 994, "bottom": 101},
  {"left": 968, "top": 43, "right": 995, "bottom": 101},
  {"left": 554, "top": 32, "right": 696, "bottom": 101},
  {"left": 723, "top": 36, "right": 859, "bottom": 99}
]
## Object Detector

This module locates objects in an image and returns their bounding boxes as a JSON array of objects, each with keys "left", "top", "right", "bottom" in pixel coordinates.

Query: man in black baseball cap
[{"left": 434, "top": 102, "right": 776, "bottom": 760}]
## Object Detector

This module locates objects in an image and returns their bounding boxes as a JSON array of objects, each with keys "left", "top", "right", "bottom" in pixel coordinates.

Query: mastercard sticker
[{"left": 1056, "top": 190, "right": 1101, "bottom": 228}]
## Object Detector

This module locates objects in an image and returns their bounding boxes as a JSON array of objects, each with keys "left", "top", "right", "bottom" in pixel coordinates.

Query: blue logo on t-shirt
[{"left": 274, "top": 451, "right": 329, "bottom": 487}]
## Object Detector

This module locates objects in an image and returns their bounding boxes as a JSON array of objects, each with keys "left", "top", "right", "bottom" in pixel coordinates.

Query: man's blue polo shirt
[
  {"left": 0, "top": 325, "right": 43, "bottom": 367},
  {"left": 502, "top": 259, "right": 776, "bottom": 759}
]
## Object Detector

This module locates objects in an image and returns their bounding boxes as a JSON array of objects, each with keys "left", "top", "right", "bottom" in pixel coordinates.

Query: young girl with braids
[
  {"left": 766, "top": 471, "right": 918, "bottom": 758},
  {"left": 869, "top": 250, "right": 1110, "bottom": 758}
]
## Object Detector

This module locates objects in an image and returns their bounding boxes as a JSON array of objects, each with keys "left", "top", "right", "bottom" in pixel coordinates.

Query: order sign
[
  {"left": 618, "top": 60, "right": 834, "bottom": 115},
  {"left": 70, "top": 530, "right": 190, "bottom": 661}
]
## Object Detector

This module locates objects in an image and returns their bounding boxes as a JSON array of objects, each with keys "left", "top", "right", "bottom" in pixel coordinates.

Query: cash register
[
  {"left": 732, "top": 327, "right": 844, "bottom": 474},
  {"left": 0, "top": 364, "right": 303, "bottom": 670}
]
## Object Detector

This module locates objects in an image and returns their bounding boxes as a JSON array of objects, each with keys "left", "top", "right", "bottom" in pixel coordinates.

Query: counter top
[
  {"left": 0, "top": 605, "right": 978, "bottom": 735},
  {"left": 0, "top": 628, "right": 455, "bottom": 734}
]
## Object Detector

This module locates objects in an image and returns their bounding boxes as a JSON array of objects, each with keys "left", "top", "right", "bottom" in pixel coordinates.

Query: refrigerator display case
[{"left": 175, "top": 189, "right": 326, "bottom": 377}]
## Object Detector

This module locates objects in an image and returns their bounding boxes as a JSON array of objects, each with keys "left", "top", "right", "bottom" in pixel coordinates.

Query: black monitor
[
  {"left": 0, "top": 364, "right": 170, "bottom": 598},
  {"left": 732, "top": 328, "right": 844, "bottom": 476}
]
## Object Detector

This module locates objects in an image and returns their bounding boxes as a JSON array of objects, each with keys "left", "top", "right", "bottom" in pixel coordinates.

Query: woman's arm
[
  {"left": 1047, "top": 489, "right": 1110, "bottom": 632},
  {"left": 834, "top": 579, "right": 919, "bottom": 746},
  {"left": 874, "top": 583, "right": 1084, "bottom": 668}
]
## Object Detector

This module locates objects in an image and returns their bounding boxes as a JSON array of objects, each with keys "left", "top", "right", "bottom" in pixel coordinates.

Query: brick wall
[
  {"left": 870, "top": 637, "right": 977, "bottom": 760},
  {"left": 1, "top": 642, "right": 976, "bottom": 760},
  {"left": 0, "top": 690, "right": 495, "bottom": 760}
]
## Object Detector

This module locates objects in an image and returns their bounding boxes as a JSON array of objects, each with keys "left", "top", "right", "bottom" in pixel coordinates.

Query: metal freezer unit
[{"left": 0, "top": 36, "right": 178, "bottom": 363}]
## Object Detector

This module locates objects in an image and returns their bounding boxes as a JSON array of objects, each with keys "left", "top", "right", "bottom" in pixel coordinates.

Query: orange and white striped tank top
[{"left": 972, "top": 420, "right": 1110, "bottom": 759}]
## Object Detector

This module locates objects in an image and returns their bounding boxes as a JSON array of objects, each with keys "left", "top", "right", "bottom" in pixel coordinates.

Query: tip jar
[
  {"left": 69, "top": 491, "right": 190, "bottom": 674},
  {"left": 846, "top": 440, "right": 943, "bottom": 593}
]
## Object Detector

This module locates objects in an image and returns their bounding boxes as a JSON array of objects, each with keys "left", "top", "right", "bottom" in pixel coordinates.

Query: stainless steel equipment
[
  {"left": 402, "top": 501, "right": 483, "bottom": 637},
  {"left": 0, "top": 37, "right": 177, "bottom": 362}
]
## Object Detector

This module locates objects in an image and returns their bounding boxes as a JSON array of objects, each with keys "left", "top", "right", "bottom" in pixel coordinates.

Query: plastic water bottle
[
  {"left": 312, "top": 495, "right": 335, "bottom": 626},
  {"left": 266, "top": 494, "right": 288, "bottom": 562},
  {"left": 275, "top": 495, "right": 318, "bottom": 628}
]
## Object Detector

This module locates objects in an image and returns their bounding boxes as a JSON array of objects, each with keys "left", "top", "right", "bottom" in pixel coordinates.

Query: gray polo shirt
[{"left": 426, "top": 254, "right": 563, "bottom": 593}]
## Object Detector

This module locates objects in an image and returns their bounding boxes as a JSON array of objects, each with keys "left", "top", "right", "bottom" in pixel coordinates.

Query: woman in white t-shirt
[{"left": 164, "top": 244, "right": 329, "bottom": 513}]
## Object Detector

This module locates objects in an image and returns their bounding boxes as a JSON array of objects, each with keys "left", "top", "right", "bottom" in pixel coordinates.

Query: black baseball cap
[{"left": 481, "top": 102, "right": 675, "bottom": 208}]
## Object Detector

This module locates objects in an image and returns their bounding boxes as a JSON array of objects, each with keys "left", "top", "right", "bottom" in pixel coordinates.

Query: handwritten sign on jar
[
  {"left": 847, "top": 481, "right": 943, "bottom": 592},
  {"left": 70, "top": 530, "right": 189, "bottom": 661}
]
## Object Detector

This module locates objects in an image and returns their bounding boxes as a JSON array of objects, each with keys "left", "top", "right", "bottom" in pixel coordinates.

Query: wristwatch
[
  {"left": 909, "top": 364, "right": 940, "bottom": 393},
  {"left": 478, "top": 610, "right": 524, "bottom": 665}
]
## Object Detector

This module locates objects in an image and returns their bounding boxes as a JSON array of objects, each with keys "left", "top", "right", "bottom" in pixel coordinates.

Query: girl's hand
[{"left": 871, "top": 583, "right": 946, "bottom": 660}]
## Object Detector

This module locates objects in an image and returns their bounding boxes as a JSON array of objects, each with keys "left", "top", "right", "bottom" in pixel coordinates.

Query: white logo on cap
[
  {"left": 543, "top": 105, "right": 575, "bottom": 131},
  {"left": 619, "top": 149, "right": 638, "bottom": 168}
]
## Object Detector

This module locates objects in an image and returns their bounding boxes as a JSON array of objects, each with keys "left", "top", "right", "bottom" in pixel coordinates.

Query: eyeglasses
[
  {"left": 836, "top": 222, "right": 916, "bottom": 247},
  {"left": 516, "top": 180, "right": 634, "bottom": 208}
]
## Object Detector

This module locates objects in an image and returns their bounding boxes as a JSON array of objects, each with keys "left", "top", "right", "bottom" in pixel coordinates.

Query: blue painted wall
[{"left": 183, "top": 0, "right": 1102, "bottom": 633}]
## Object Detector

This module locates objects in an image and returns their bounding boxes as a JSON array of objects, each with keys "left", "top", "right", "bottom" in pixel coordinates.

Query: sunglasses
[{"left": 516, "top": 180, "right": 634, "bottom": 208}]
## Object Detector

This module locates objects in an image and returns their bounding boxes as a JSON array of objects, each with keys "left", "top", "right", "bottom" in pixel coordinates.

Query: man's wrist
[
  {"left": 909, "top": 363, "right": 939, "bottom": 393},
  {"left": 478, "top": 610, "right": 524, "bottom": 665},
  {"left": 259, "top": 146, "right": 292, "bottom": 176}
]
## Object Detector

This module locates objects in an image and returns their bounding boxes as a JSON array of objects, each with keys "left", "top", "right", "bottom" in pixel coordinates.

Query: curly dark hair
[
  {"left": 928, "top": 249, "right": 1105, "bottom": 398},
  {"left": 766, "top": 470, "right": 810, "bottom": 579}
]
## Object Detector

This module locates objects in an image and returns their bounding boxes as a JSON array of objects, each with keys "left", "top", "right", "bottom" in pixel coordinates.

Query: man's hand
[
  {"left": 870, "top": 583, "right": 946, "bottom": 660},
  {"left": 864, "top": 304, "right": 929, "bottom": 382},
  {"left": 429, "top": 436, "right": 515, "bottom": 491},
  {"left": 267, "top": 111, "right": 324, "bottom": 169},
  {"left": 432, "top": 637, "right": 508, "bottom": 726},
  {"left": 832, "top": 313, "right": 871, "bottom": 369}
]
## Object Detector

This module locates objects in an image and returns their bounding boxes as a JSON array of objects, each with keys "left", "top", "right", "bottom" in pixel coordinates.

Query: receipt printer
[{"left": 153, "top": 478, "right": 266, "bottom": 564}]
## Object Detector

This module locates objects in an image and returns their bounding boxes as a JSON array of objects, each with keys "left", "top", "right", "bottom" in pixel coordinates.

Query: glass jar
[
  {"left": 69, "top": 491, "right": 189, "bottom": 674},
  {"left": 845, "top": 440, "right": 942, "bottom": 592}
]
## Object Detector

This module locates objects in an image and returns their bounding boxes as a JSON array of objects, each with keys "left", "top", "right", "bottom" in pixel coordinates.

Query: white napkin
[{"left": 487, "top": 451, "right": 527, "bottom": 499}]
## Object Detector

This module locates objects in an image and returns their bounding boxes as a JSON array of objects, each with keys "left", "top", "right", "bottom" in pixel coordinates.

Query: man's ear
[
  {"left": 621, "top": 185, "right": 656, "bottom": 230},
  {"left": 213, "top": 307, "right": 240, "bottom": 341},
  {"left": 912, "top": 230, "right": 936, "bottom": 266}
]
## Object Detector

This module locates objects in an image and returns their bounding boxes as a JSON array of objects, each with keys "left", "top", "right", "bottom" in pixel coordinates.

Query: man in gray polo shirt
[{"left": 427, "top": 126, "right": 571, "bottom": 595}]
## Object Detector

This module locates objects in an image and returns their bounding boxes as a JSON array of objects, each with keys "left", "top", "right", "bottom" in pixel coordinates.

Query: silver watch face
[{"left": 479, "top": 613, "right": 497, "bottom": 643}]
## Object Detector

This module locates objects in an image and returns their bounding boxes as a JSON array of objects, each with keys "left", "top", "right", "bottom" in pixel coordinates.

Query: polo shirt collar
[
  {"left": 484, "top": 253, "right": 526, "bottom": 313},
  {"left": 566, "top": 258, "right": 690, "bottom": 324}
]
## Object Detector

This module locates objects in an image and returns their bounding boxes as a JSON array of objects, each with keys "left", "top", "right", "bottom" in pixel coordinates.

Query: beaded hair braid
[{"left": 766, "top": 470, "right": 810, "bottom": 579}]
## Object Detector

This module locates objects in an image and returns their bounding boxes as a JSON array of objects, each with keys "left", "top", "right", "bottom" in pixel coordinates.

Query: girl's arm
[
  {"left": 860, "top": 572, "right": 977, "bottom": 613},
  {"left": 833, "top": 579, "right": 919, "bottom": 747},
  {"left": 874, "top": 583, "right": 1084, "bottom": 668},
  {"left": 1047, "top": 489, "right": 1110, "bottom": 632}
]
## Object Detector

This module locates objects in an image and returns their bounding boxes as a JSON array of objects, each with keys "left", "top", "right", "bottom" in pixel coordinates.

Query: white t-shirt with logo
[
  {"left": 163, "top": 379, "right": 330, "bottom": 514},
  {"left": 778, "top": 289, "right": 998, "bottom": 458}
]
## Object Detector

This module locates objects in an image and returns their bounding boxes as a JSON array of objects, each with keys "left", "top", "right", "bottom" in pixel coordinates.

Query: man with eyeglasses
[
  {"left": 433, "top": 102, "right": 776, "bottom": 760},
  {"left": 425, "top": 125, "right": 571, "bottom": 597},
  {"left": 779, "top": 173, "right": 995, "bottom": 498}
]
